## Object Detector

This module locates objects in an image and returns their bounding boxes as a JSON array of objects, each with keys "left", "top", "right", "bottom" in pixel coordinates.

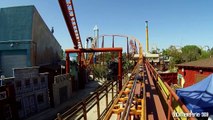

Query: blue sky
[{"left": 1, "top": 0, "right": 213, "bottom": 52}]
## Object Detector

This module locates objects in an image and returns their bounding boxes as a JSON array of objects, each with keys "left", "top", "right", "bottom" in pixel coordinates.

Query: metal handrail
[
  {"left": 145, "top": 60, "right": 196, "bottom": 120},
  {"left": 55, "top": 80, "right": 118, "bottom": 120}
]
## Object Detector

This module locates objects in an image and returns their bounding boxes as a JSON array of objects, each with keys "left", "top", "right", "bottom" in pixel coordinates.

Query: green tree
[
  {"left": 122, "top": 54, "right": 134, "bottom": 74},
  {"left": 162, "top": 45, "right": 213, "bottom": 71},
  {"left": 162, "top": 45, "right": 182, "bottom": 63},
  {"left": 181, "top": 45, "right": 201, "bottom": 62},
  {"left": 96, "top": 52, "right": 118, "bottom": 63},
  {"left": 60, "top": 49, "right": 65, "bottom": 60},
  {"left": 151, "top": 48, "right": 160, "bottom": 54},
  {"left": 92, "top": 64, "right": 107, "bottom": 79},
  {"left": 200, "top": 49, "right": 211, "bottom": 59},
  {"left": 210, "top": 47, "right": 213, "bottom": 57},
  {"left": 162, "top": 45, "right": 182, "bottom": 71}
]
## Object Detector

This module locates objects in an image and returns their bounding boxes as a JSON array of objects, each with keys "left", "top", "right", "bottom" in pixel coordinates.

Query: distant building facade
[
  {"left": 13, "top": 67, "right": 49, "bottom": 119},
  {"left": 143, "top": 53, "right": 170, "bottom": 71},
  {"left": 0, "top": 5, "right": 61, "bottom": 77},
  {"left": 52, "top": 74, "right": 72, "bottom": 107},
  {"left": 177, "top": 57, "right": 213, "bottom": 87}
]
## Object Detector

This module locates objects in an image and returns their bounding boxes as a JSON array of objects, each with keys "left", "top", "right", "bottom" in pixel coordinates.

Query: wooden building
[{"left": 177, "top": 57, "right": 213, "bottom": 87}]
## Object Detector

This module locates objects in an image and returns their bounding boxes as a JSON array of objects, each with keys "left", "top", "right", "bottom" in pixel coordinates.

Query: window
[
  {"left": 16, "top": 100, "right": 22, "bottom": 110},
  {"left": 15, "top": 81, "right": 21, "bottom": 88},
  {"left": 33, "top": 78, "right": 38, "bottom": 85},
  {"left": 3, "top": 104, "right": 12, "bottom": 120},
  {"left": 25, "top": 79, "right": 30, "bottom": 87},
  {"left": 37, "top": 94, "right": 44, "bottom": 104},
  {"left": 41, "top": 77, "right": 45, "bottom": 83}
]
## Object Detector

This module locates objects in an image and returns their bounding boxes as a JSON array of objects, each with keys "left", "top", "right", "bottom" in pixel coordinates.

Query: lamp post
[
  {"left": 145, "top": 21, "right": 149, "bottom": 53},
  {"left": 94, "top": 26, "right": 99, "bottom": 64},
  {"left": 86, "top": 37, "right": 93, "bottom": 59}
]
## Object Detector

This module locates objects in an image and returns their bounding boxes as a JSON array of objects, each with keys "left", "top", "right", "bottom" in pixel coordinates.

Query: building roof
[
  {"left": 143, "top": 53, "right": 159, "bottom": 58},
  {"left": 176, "top": 57, "right": 213, "bottom": 68}
]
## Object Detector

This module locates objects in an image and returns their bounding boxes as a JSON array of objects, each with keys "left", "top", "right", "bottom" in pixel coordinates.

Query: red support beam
[
  {"left": 66, "top": 53, "right": 70, "bottom": 73},
  {"left": 65, "top": 48, "right": 122, "bottom": 53},
  {"left": 101, "top": 34, "right": 128, "bottom": 38},
  {"left": 65, "top": 47, "right": 123, "bottom": 91},
  {"left": 78, "top": 52, "right": 85, "bottom": 88},
  {"left": 118, "top": 51, "right": 123, "bottom": 90},
  {"left": 78, "top": 52, "right": 82, "bottom": 67},
  {"left": 58, "top": 0, "right": 82, "bottom": 49}
]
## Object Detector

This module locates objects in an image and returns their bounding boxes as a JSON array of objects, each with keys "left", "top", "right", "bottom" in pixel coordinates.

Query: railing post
[
  {"left": 106, "top": 86, "right": 108, "bottom": 106},
  {"left": 96, "top": 92, "right": 100, "bottom": 118},
  {"left": 82, "top": 101, "right": 87, "bottom": 120},
  {"left": 116, "top": 80, "right": 119, "bottom": 94},
  {"left": 167, "top": 93, "right": 172, "bottom": 120},
  {"left": 112, "top": 81, "right": 114, "bottom": 99},
  {"left": 118, "top": 51, "right": 122, "bottom": 91},
  {"left": 57, "top": 113, "right": 62, "bottom": 120}
]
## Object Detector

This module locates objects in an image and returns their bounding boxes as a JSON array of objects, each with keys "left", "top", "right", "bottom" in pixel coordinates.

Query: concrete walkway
[{"left": 26, "top": 80, "right": 105, "bottom": 120}]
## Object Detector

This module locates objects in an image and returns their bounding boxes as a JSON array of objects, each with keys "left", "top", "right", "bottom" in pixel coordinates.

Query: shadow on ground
[{"left": 26, "top": 79, "right": 105, "bottom": 120}]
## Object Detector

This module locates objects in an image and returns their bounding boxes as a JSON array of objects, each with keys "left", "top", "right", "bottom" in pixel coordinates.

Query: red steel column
[
  {"left": 66, "top": 53, "right": 70, "bottom": 73},
  {"left": 78, "top": 52, "right": 84, "bottom": 88},
  {"left": 112, "top": 36, "right": 115, "bottom": 60},
  {"left": 118, "top": 51, "right": 122, "bottom": 91},
  {"left": 78, "top": 52, "right": 82, "bottom": 68}
]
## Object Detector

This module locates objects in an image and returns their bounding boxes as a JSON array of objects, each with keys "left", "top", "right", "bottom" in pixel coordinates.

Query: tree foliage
[
  {"left": 122, "top": 54, "right": 134, "bottom": 74},
  {"left": 162, "top": 45, "right": 182, "bottom": 70},
  {"left": 151, "top": 48, "right": 160, "bottom": 54},
  {"left": 92, "top": 52, "right": 135, "bottom": 80},
  {"left": 209, "top": 47, "right": 213, "bottom": 57},
  {"left": 92, "top": 64, "right": 107, "bottom": 79},
  {"left": 162, "top": 45, "right": 193, "bottom": 71},
  {"left": 60, "top": 49, "right": 65, "bottom": 60},
  {"left": 181, "top": 45, "right": 201, "bottom": 62},
  {"left": 95, "top": 52, "right": 118, "bottom": 63},
  {"left": 106, "top": 61, "right": 118, "bottom": 80},
  {"left": 162, "top": 45, "right": 213, "bottom": 71},
  {"left": 200, "top": 49, "right": 211, "bottom": 59}
]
